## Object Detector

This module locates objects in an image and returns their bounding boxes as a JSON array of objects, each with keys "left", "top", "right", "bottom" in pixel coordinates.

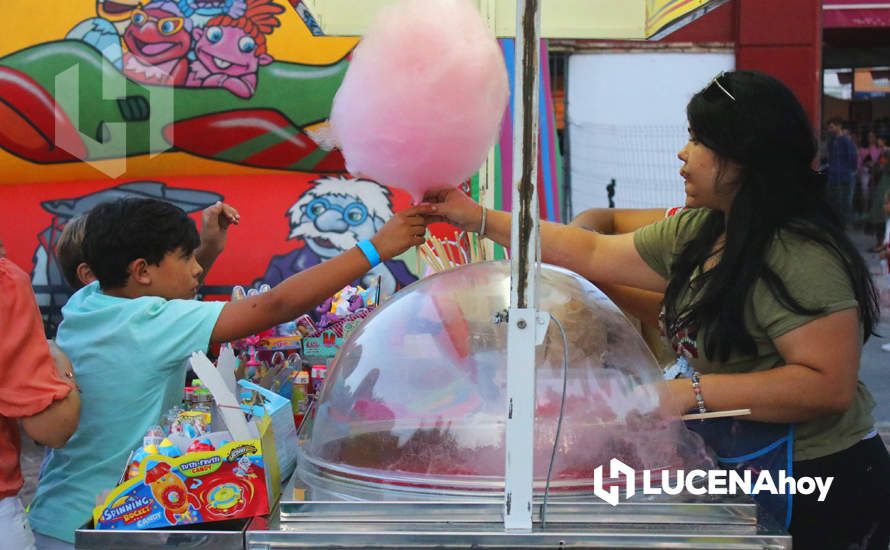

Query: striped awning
[{"left": 824, "top": 1, "right": 890, "bottom": 28}]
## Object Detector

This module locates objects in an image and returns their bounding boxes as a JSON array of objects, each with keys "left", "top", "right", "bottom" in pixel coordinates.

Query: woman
[
  {"left": 0, "top": 250, "right": 80, "bottom": 550},
  {"left": 425, "top": 71, "right": 890, "bottom": 549}
]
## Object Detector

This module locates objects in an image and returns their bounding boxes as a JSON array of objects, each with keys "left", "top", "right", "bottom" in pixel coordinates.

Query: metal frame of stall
[{"left": 75, "top": 1, "right": 792, "bottom": 547}]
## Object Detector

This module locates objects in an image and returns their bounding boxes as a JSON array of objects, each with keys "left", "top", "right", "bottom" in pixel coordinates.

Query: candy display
[
  {"left": 94, "top": 357, "right": 291, "bottom": 531},
  {"left": 96, "top": 437, "right": 270, "bottom": 530},
  {"left": 228, "top": 282, "right": 380, "bottom": 428},
  {"left": 93, "top": 345, "right": 308, "bottom": 532},
  {"left": 298, "top": 261, "right": 713, "bottom": 494}
]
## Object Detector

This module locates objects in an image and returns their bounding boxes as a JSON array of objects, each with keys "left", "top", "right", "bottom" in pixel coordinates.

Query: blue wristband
[{"left": 356, "top": 239, "right": 381, "bottom": 268}]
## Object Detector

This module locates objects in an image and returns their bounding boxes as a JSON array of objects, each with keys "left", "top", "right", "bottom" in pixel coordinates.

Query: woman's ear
[
  {"left": 129, "top": 258, "right": 152, "bottom": 286},
  {"left": 717, "top": 158, "right": 744, "bottom": 193}
]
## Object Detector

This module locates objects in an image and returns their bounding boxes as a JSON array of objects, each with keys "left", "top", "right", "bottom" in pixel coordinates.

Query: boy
[
  {"left": 55, "top": 201, "right": 240, "bottom": 290},
  {"left": 29, "top": 197, "right": 429, "bottom": 545}
]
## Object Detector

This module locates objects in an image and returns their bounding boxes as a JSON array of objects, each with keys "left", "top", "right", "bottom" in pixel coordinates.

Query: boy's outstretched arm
[
  {"left": 195, "top": 201, "right": 240, "bottom": 283},
  {"left": 210, "top": 204, "right": 432, "bottom": 344}
]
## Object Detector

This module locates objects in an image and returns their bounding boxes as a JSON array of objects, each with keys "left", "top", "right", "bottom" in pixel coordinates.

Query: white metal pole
[{"left": 503, "top": 0, "right": 541, "bottom": 533}]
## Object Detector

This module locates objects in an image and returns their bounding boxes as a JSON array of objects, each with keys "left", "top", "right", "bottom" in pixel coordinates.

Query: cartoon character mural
[
  {"left": 122, "top": 2, "right": 195, "bottom": 86},
  {"left": 68, "top": 0, "right": 281, "bottom": 97},
  {"left": 66, "top": 0, "right": 142, "bottom": 69},
  {"left": 0, "top": 1, "right": 563, "bottom": 336},
  {"left": 0, "top": 0, "right": 347, "bottom": 172},
  {"left": 256, "top": 176, "right": 417, "bottom": 298},
  {"left": 187, "top": 0, "right": 284, "bottom": 97},
  {"left": 178, "top": 0, "right": 248, "bottom": 28}
]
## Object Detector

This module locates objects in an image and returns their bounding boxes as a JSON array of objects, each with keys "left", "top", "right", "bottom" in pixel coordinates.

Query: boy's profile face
[{"left": 145, "top": 247, "right": 204, "bottom": 300}]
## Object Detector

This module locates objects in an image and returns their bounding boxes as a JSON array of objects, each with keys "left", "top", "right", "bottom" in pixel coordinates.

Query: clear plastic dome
[{"left": 299, "top": 261, "right": 710, "bottom": 495}]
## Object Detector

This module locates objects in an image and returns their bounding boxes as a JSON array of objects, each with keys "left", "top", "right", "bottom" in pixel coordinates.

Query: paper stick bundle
[{"left": 417, "top": 231, "right": 488, "bottom": 273}]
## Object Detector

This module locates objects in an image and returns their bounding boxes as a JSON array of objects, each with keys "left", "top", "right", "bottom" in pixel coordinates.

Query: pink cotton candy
[{"left": 329, "top": 0, "right": 509, "bottom": 201}]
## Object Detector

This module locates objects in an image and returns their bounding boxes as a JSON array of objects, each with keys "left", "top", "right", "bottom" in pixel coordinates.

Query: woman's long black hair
[{"left": 663, "top": 71, "right": 879, "bottom": 362}]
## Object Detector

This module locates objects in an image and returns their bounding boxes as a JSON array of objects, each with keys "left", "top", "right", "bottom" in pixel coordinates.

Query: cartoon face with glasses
[
  {"left": 296, "top": 195, "right": 380, "bottom": 259},
  {"left": 122, "top": 2, "right": 193, "bottom": 86},
  {"left": 255, "top": 177, "right": 418, "bottom": 300}
]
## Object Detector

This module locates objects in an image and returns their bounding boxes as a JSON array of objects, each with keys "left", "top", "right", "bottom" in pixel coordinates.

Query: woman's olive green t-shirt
[{"left": 633, "top": 207, "right": 875, "bottom": 461}]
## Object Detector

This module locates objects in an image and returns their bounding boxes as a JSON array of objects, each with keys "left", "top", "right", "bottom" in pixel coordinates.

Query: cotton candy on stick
[{"left": 329, "top": 0, "right": 509, "bottom": 201}]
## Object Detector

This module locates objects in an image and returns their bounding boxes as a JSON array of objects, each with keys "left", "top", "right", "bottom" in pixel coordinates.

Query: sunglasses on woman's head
[{"left": 706, "top": 71, "right": 736, "bottom": 102}]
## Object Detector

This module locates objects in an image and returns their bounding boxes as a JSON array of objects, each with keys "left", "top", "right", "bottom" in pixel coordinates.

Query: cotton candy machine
[
  {"left": 296, "top": 261, "right": 710, "bottom": 496},
  {"left": 240, "top": 262, "right": 791, "bottom": 548}
]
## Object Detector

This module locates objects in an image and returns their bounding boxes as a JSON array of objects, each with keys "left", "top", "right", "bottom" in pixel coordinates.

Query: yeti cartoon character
[{"left": 256, "top": 176, "right": 417, "bottom": 298}]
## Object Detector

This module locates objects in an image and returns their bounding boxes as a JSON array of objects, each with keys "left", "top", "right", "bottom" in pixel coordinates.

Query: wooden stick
[
  {"left": 450, "top": 232, "right": 465, "bottom": 266},
  {"left": 439, "top": 235, "right": 458, "bottom": 266},
  {"left": 417, "top": 245, "right": 437, "bottom": 272},
  {"left": 419, "top": 243, "right": 445, "bottom": 272},
  {"left": 430, "top": 236, "right": 452, "bottom": 269},
  {"left": 680, "top": 408, "right": 751, "bottom": 421},
  {"left": 467, "top": 233, "right": 478, "bottom": 263}
]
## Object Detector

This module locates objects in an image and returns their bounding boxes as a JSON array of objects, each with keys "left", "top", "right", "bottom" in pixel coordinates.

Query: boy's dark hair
[
  {"left": 56, "top": 214, "right": 89, "bottom": 289},
  {"left": 83, "top": 198, "right": 200, "bottom": 289}
]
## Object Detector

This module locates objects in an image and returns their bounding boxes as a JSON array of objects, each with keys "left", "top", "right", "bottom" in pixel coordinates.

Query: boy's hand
[
  {"left": 370, "top": 204, "right": 435, "bottom": 261},
  {"left": 200, "top": 201, "right": 240, "bottom": 255}
]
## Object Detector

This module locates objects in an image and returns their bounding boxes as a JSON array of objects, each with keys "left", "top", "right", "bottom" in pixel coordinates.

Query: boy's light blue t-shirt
[{"left": 28, "top": 282, "right": 226, "bottom": 543}]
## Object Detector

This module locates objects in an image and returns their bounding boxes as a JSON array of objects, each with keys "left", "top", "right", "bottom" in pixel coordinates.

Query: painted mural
[
  {"left": 0, "top": 0, "right": 562, "bottom": 334},
  {"left": 0, "top": 0, "right": 348, "bottom": 174}
]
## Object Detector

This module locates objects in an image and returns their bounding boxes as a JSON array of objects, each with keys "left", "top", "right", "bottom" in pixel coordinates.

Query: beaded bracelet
[{"left": 691, "top": 371, "right": 706, "bottom": 416}]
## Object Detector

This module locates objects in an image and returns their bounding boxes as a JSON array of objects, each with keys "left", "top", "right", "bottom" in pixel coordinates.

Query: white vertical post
[{"left": 503, "top": 0, "right": 541, "bottom": 533}]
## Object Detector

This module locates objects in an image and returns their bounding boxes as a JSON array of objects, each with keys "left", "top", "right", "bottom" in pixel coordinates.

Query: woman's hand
[
  {"left": 423, "top": 188, "right": 483, "bottom": 232},
  {"left": 371, "top": 204, "right": 435, "bottom": 260},
  {"left": 47, "top": 340, "right": 77, "bottom": 390}
]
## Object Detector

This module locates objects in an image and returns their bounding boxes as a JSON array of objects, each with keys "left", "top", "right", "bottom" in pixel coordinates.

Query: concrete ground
[
  {"left": 16, "top": 229, "right": 890, "bottom": 508},
  {"left": 851, "top": 228, "right": 890, "bottom": 446}
]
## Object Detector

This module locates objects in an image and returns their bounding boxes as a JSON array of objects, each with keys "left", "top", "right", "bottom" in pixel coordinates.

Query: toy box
[
  {"left": 92, "top": 351, "right": 296, "bottom": 531},
  {"left": 93, "top": 435, "right": 272, "bottom": 530}
]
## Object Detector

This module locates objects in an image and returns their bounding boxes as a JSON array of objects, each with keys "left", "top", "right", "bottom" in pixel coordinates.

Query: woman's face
[{"left": 677, "top": 131, "right": 739, "bottom": 212}]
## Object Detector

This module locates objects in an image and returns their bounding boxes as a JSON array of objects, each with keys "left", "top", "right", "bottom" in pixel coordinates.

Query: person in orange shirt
[{"left": 0, "top": 243, "right": 81, "bottom": 550}]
